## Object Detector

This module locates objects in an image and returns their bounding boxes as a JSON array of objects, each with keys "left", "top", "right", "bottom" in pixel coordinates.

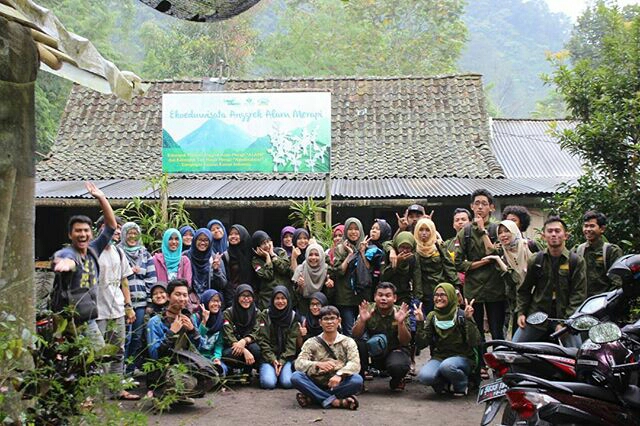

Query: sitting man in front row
[{"left": 292, "top": 305, "right": 363, "bottom": 410}]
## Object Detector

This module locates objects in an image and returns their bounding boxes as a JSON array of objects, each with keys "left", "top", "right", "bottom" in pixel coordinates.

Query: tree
[
  {"left": 252, "top": 0, "right": 467, "bottom": 76},
  {"left": 547, "top": 4, "right": 640, "bottom": 251}
]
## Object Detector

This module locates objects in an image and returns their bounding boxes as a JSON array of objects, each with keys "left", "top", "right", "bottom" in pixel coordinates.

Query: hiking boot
[{"left": 389, "top": 377, "right": 406, "bottom": 391}]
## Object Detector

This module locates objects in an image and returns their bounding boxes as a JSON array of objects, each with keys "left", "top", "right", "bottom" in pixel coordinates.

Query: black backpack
[
  {"left": 462, "top": 222, "right": 498, "bottom": 259},
  {"left": 533, "top": 251, "right": 579, "bottom": 284}
]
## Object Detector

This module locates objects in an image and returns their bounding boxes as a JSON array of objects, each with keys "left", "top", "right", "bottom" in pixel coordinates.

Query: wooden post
[
  {"left": 324, "top": 173, "right": 332, "bottom": 227},
  {"left": 0, "top": 17, "right": 38, "bottom": 329}
]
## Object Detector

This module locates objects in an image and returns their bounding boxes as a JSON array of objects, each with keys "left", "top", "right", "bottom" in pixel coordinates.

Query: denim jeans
[
  {"left": 96, "top": 316, "right": 126, "bottom": 375},
  {"left": 512, "top": 324, "right": 582, "bottom": 348},
  {"left": 417, "top": 356, "right": 471, "bottom": 393},
  {"left": 124, "top": 306, "right": 146, "bottom": 373},
  {"left": 259, "top": 360, "right": 294, "bottom": 389},
  {"left": 337, "top": 305, "right": 358, "bottom": 337},
  {"left": 291, "top": 372, "right": 363, "bottom": 408}
]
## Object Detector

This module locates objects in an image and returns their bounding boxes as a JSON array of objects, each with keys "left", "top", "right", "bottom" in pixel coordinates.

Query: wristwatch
[{"left": 336, "top": 371, "right": 343, "bottom": 377}]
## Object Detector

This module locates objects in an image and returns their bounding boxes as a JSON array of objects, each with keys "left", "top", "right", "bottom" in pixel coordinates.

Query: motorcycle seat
[
  {"left": 622, "top": 323, "right": 640, "bottom": 339},
  {"left": 551, "top": 381, "right": 619, "bottom": 403},
  {"left": 491, "top": 340, "right": 578, "bottom": 358}
]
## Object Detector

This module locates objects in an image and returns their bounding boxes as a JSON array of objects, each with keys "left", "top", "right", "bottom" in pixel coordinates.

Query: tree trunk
[{"left": 0, "top": 16, "right": 38, "bottom": 329}]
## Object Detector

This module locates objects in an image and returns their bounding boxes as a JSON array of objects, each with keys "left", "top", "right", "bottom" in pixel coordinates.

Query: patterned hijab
[{"left": 161, "top": 228, "right": 182, "bottom": 273}]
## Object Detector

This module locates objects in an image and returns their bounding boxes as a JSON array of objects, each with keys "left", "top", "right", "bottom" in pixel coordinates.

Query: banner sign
[{"left": 162, "top": 92, "right": 331, "bottom": 173}]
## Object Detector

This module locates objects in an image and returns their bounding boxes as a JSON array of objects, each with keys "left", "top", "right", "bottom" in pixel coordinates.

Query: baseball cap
[{"left": 407, "top": 204, "right": 426, "bottom": 215}]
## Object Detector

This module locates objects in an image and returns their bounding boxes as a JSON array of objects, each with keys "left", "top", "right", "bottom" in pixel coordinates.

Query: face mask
[{"left": 434, "top": 318, "right": 455, "bottom": 330}]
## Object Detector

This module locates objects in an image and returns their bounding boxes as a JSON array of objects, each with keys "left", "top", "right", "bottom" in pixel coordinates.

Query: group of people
[{"left": 51, "top": 183, "right": 626, "bottom": 408}]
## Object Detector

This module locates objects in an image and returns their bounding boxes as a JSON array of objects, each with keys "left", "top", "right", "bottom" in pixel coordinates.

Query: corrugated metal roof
[
  {"left": 36, "top": 177, "right": 569, "bottom": 201},
  {"left": 491, "top": 119, "right": 583, "bottom": 179}
]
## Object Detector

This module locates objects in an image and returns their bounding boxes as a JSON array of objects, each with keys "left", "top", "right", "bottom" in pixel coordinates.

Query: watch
[{"left": 336, "top": 371, "right": 343, "bottom": 377}]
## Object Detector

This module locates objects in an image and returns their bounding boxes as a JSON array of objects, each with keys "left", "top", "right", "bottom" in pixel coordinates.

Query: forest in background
[{"left": 32, "top": 0, "right": 629, "bottom": 158}]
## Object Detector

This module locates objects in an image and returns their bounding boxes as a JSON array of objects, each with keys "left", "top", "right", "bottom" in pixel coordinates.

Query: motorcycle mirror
[
  {"left": 588, "top": 322, "right": 622, "bottom": 344},
  {"left": 570, "top": 315, "right": 600, "bottom": 331},
  {"left": 526, "top": 312, "right": 548, "bottom": 326}
]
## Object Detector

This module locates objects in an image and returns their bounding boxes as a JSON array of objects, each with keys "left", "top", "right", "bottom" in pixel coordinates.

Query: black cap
[
  {"left": 149, "top": 281, "right": 167, "bottom": 294},
  {"left": 407, "top": 204, "right": 425, "bottom": 214}
]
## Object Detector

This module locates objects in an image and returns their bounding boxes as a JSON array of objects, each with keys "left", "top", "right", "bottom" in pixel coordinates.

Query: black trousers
[{"left": 357, "top": 340, "right": 411, "bottom": 381}]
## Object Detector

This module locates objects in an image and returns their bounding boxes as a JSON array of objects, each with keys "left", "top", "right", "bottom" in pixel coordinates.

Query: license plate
[{"left": 477, "top": 378, "right": 509, "bottom": 404}]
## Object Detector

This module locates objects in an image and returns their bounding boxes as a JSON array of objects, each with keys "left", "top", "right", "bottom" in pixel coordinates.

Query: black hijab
[
  {"left": 373, "top": 219, "right": 393, "bottom": 248},
  {"left": 306, "top": 292, "right": 328, "bottom": 338},
  {"left": 227, "top": 224, "right": 254, "bottom": 286},
  {"left": 252, "top": 230, "right": 271, "bottom": 251},
  {"left": 231, "top": 284, "right": 257, "bottom": 337},
  {"left": 292, "top": 228, "right": 310, "bottom": 264},
  {"left": 268, "top": 285, "right": 295, "bottom": 356}
]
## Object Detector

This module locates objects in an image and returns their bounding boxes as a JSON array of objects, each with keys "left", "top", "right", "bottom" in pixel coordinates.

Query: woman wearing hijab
[
  {"left": 207, "top": 219, "right": 229, "bottom": 255},
  {"left": 365, "top": 219, "right": 393, "bottom": 290},
  {"left": 252, "top": 230, "right": 293, "bottom": 310},
  {"left": 222, "top": 224, "right": 255, "bottom": 308},
  {"left": 327, "top": 224, "right": 345, "bottom": 267},
  {"left": 413, "top": 218, "right": 460, "bottom": 314},
  {"left": 196, "top": 289, "right": 227, "bottom": 376},
  {"left": 257, "top": 286, "right": 301, "bottom": 389},
  {"left": 292, "top": 243, "right": 333, "bottom": 316},
  {"left": 277, "top": 226, "right": 296, "bottom": 258},
  {"left": 222, "top": 284, "right": 262, "bottom": 377},
  {"left": 180, "top": 225, "right": 195, "bottom": 253},
  {"left": 304, "top": 292, "right": 328, "bottom": 339},
  {"left": 153, "top": 229, "right": 197, "bottom": 312},
  {"left": 290, "top": 228, "right": 311, "bottom": 272},
  {"left": 381, "top": 231, "right": 417, "bottom": 306},
  {"left": 415, "top": 283, "right": 481, "bottom": 396},
  {"left": 185, "top": 228, "right": 226, "bottom": 298},
  {"left": 119, "top": 221, "right": 157, "bottom": 374},
  {"left": 483, "top": 219, "right": 532, "bottom": 336},
  {"left": 332, "top": 217, "right": 369, "bottom": 336}
]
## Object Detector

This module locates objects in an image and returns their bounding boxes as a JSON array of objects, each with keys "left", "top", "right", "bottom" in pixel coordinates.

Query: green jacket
[
  {"left": 380, "top": 258, "right": 414, "bottom": 306},
  {"left": 331, "top": 247, "right": 362, "bottom": 307},
  {"left": 256, "top": 309, "right": 300, "bottom": 364},
  {"left": 358, "top": 303, "right": 410, "bottom": 351},
  {"left": 454, "top": 223, "right": 505, "bottom": 303},
  {"left": 516, "top": 248, "right": 587, "bottom": 318},
  {"left": 415, "top": 311, "right": 481, "bottom": 369},
  {"left": 413, "top": 243, "right": 460, "bottom": 302},
  {"left": 571, "top": 239, "right": 623, "bottom": 297},
  {"left": 252, "top": 253, "right": 294, "bottom": 310},
  {"left": 222, "top": 307, "right": 259, "bottom": 346}
]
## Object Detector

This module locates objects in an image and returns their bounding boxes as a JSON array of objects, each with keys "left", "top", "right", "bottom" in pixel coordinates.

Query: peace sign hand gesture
[
  {"left": 396, "top": 211, "right": 409, "bottom": 231},
  {"left": 413, "top": 302, "right": 424, "bottom": 322},
  {"left": 464, "top": 298, "right": 475, "bottom": 320}
]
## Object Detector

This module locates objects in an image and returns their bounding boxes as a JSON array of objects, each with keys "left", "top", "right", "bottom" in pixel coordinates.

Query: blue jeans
[
  {"left": 124, "top": 306, "right": 146, "bottom": 373},
  {"left": 259, "top": 361, "right": 294, "bottom": 389},
  {"left": 291, "top": 371, "right": 363, "bottom": 408},
  {"left": 337, "top": 305, "right": 357, "bottom": 337},
  {"left": 417, "top": 356, "right": 471, "bottom": 393},
  {"left": 513, "top": 324, "right": 582, "bottom": 348}
]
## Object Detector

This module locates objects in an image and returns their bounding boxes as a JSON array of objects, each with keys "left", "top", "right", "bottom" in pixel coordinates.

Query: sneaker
[
  {"left": 452, "top": 387, "right": 468, "bottom": 397},
  {"left": 175, "top": 397, "right": 195, "bottom": 405}
]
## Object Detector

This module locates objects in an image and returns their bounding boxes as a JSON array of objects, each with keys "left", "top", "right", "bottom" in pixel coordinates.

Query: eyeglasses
[
  {"left": 321, "top": 316, "right": 339, "bottom": 322},
  {"left": 239, "top": 294, "right": 253, "bottom": 300},
  {"left": 310, "top": 302, "right": 322, "bottom": 307},
  {"left": 433, "top": 293, "right": 448, "bottom": 299}
]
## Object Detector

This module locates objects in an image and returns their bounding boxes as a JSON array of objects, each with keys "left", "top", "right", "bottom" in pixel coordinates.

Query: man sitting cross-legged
[{"left": 291, "top": 305, "right": 363, "bottom": 410}]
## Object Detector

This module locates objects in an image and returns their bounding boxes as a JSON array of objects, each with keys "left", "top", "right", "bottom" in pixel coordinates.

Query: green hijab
[
  {"left": 392, "top": 231, "right": 415, "bottom": 273},
  {"left": 433, "top": 283, "right": 459, "bottom": 338}
]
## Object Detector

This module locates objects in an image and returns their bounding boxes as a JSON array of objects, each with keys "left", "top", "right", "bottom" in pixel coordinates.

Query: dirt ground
[{"left": 139, "top": 350, "right": 487, "bottom": 426}]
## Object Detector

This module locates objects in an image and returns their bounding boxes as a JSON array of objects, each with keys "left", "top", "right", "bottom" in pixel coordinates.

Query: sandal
[
  {"left": 118, "top": 390, "right": 141, "bottom": 401},
  {"left": 337, "top": 396, "right": 359, "bottom": 410},
  {"left": 480, "top": 368, "right": 490, "bottom": 380},
  {"left": 296, "top": 392, "right": 311, "bottom": 408}
]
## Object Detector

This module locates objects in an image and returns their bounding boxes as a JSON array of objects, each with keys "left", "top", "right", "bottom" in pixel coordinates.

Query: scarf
[
  {"left": 268, "top": 286, "right": 294, "bottom": 356},
  {"left": 189, "top": 228, "right": 213, "bottom": 296},
  {"left": 433, "top": 283, "right": 459, "bottom": 338},
  {"left": 280, "top": 226, "right": 296, "bottom": 257},
  {"left": 328, "top": 224, "right": 345, "bottom": 264},
  {"left": 292, "top": 243, "right": 328, "bottom": 298},
  {"left": 207, "top": 219, "right": 228, "bottom": 254},
  {"left": 292, "top": 228, "right": 310, "bottom": 264},
  {"left": 343, "top": 217, "right": 364, "bottom": 251},
  {"left": 252, "top": 230, "right": 271, "bottom": 251},
  {"left": 499, "top": 219, "right": 532, "bottom": 283},
  {"left": 392, "top": 231, "right": 416, "bottom": 273},
  {"left": 372, "top": 218, "right": 393, "bottom": 248},
  {"left": 119, "top": 222, "right": 144, "bottom": 264},
  {"left": 306, "top": 292, "right": 328, "bottom": 337},
  {"left": 180, "top": 225, "right": 195, "bottom": 251},
  {"left": 227, "top": 224, "right": 254, "bottom": 286},
  {"left": 415, "top": 217, "right": 438, "bottom": 257},
  {"left": 161, "top": 228, "right": 182, "bottom": 274},
  {"left": 200, "top": 289, "right": 224, "bottom": 334},
  {"left": 231, "top": 284, "right": 257, "bottom": 337}
]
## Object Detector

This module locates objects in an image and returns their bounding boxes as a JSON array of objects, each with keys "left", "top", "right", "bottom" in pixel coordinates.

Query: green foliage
[
  {"left": 546, "top": 4, "right": 640, "bottom": 252},
  {"left": 0, "top": 311, "right": 145, "bottom": 424},
  {"left": 253, "top": 0, "right": 467, "bottom": 76},
  {"left": 288, "top": 198, "right": 332, "bottom": 249},
  {"left": 115, "top": 175, "right": 194, "bottom": 252}
]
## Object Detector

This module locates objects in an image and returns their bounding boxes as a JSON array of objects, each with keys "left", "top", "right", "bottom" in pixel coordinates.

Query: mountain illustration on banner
[{"left": 177, "top": 118, "right": 254, "bottom": 151}]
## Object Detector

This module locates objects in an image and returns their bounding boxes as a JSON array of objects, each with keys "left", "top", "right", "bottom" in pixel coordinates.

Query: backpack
[
  {"left": 463, "top": 222, "right": 498, "bottom": 259},
  {"left": 533, "top": 250, "right": 579, "bottom": 284},
  {"left": 576, "top": 242, "right": 612, "bottom": 270}
]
